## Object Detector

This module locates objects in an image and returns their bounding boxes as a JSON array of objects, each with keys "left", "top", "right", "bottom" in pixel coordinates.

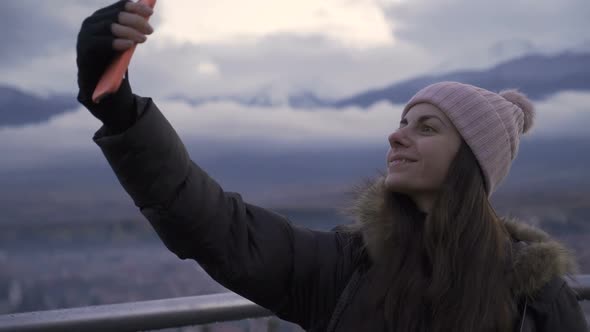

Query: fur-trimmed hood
[{"left": 345, "top": 177, "right": 579, "bottom": 298}]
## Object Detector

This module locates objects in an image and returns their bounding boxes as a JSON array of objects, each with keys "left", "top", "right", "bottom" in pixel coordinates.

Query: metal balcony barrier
[
  {"left": 1, "top": 275, "right": 589, "bottom": 332},
  {"left": 0, "top": 292, "right": 271, "bottom": 332}
]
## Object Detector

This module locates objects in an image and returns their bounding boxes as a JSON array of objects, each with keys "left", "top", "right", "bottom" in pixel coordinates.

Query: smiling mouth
[{"left": 390, "top": 159, "right": 417, "bottom": 166}]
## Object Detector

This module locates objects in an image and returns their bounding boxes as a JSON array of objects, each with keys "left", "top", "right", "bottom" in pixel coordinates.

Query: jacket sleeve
[
  {"left": 529, "top": 276, "right": 589, "bottom": 332},
  {"left": 91, "top": 96, "right": 361, "bottom": 329}
]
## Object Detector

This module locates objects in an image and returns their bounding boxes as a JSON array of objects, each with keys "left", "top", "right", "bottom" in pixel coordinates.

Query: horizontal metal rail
[
  {"left": 1, "top": 275, "right": 589, "bottom": 332},
  {"left": 0, "top": 292, "right": 271, "bottom": 332}
]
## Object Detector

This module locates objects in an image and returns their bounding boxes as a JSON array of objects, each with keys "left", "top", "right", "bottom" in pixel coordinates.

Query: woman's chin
[{"left": 384, "top": 175, "right": 408, "bottom": 193}]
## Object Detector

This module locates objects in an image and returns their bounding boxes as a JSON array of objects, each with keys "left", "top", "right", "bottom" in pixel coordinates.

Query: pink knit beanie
[{"left": 402, "top": 81, "right": 536, "bottom": 196}]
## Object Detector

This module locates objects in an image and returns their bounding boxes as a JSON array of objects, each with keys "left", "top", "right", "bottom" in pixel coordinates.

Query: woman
[{"left": 76, "top": 1, "right": 588, "bottom": 331}]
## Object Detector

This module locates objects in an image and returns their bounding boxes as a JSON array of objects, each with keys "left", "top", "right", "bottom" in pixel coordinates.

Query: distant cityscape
[
  {"left": 0, "top": 236, "right": 304, "bottom": 332},
  {"left": 1, "top": 202, "right": 589, "bottom": 330}
]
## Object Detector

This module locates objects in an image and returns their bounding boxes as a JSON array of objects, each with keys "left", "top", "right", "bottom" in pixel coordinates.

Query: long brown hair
[{"left": 368, "top": 141, "right": 518, "bottom": 331}]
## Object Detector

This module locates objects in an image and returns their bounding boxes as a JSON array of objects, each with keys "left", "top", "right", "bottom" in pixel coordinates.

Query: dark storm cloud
[
  {"left": 0, "top": 1, "right": 125, "bottom": 66},
  {"left": 381, "top": 0, "right": 590, "bottom": 54}
]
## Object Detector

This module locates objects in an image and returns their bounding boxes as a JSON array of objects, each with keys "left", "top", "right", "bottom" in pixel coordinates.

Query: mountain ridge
[
  {"left": 2, "top": 51, "right": 589, "bottom": 127},
  {"left": 0, "top": 85, "right": 78, "bottom": 127},
  {"left": 331, "top": 51, "right": 590, "bottom": 108}
]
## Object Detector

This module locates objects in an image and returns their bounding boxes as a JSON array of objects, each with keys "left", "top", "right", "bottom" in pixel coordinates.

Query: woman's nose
[{"left": 388, "top": 128, "right": 410, "bottom": 148}]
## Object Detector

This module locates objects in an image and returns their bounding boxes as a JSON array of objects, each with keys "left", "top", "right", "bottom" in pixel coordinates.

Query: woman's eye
[{"left": 422, "top": 125, "right": 434, "bottom": 132}]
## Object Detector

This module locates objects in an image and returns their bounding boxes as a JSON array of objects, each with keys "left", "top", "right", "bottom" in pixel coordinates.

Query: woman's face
[{"left": 385, "top": 103, "right": 462, "bottom": 196}]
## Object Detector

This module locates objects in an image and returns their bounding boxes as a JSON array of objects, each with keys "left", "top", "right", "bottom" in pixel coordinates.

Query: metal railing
[
  {"left": 1, "top": 275, "right": 589, "bottom": 332},
  {"left": 0, "top": 292, "right": 271, "bottom": 332}
]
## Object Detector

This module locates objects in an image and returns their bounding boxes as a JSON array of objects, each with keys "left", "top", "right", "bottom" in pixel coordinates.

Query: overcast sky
[
  {"left": 1, "top": 0, "right": 588, "bottom": 98},
  {"left": 0, "top": 0, "right": 589, "bottom": 171}
]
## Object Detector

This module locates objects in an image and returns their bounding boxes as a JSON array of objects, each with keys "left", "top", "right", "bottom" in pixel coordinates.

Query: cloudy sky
[
  {"left": 0, "top": 0, "right": 589, "bottom": 171},
  {"left": 2, "top": 0, "right": 589, "bottom": 98}
]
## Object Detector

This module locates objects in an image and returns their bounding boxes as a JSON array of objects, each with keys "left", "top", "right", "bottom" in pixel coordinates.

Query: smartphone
[{"left": 92, "top": 0, "right": 157, "bottom": 103}]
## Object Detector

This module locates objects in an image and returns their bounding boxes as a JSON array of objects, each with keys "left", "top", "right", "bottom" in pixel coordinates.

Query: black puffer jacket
[{"left": 93, "top": 96, "right": 588, "bottom": 331}]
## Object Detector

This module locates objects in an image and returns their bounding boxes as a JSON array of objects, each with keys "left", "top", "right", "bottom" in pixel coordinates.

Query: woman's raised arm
[
  {"left": 91, "top": 96, "right": 361, "bottom": 329},
  {"left": 76, "top": 3, "right": 362, "bottom": 328}
]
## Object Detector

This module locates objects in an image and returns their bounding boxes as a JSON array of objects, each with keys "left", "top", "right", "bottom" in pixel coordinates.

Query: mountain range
[
  {"left": 0, "top": 85, "right": 78, "bottom": 128},
  {"left": 331, "top": 51, "right": 590, "bottom": 108},
  {"left": 2, "top": 51, "right": 589, "bottom": 128},
  {"left": 175, "top": 51, "right": 590, "bottom": 108}
]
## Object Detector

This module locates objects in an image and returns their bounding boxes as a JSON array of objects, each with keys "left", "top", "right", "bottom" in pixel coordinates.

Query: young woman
[{"left": 76, "top": 1, "right": 588, "bottom": 331}]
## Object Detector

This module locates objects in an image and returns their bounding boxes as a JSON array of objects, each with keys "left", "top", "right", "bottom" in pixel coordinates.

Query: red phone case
[{"left": 92, "top": 0, "right": 157, "bottom": 103}]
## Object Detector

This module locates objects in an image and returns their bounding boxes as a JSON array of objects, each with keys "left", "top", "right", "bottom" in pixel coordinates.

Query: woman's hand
[
  {"left": 111, "top": 1, "right": 154, "bottom": 51},
  {"left": 76, "top": 0, "right": 155, "bottom": 132}
]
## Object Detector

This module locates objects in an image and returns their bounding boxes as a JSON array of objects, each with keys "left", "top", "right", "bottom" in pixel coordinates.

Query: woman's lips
[{"left": 389, "top": 159, "right": 416, "bottom": 169}]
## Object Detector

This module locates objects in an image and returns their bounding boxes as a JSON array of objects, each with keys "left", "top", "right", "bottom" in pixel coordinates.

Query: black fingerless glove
[{"left": 76, "top": 0, "right": 137, "bottom": 134}]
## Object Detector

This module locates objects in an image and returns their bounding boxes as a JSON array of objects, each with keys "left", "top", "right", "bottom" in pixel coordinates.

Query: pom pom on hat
[{"left": 500, "top": 89, "right": 535, "bottom": 134}]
